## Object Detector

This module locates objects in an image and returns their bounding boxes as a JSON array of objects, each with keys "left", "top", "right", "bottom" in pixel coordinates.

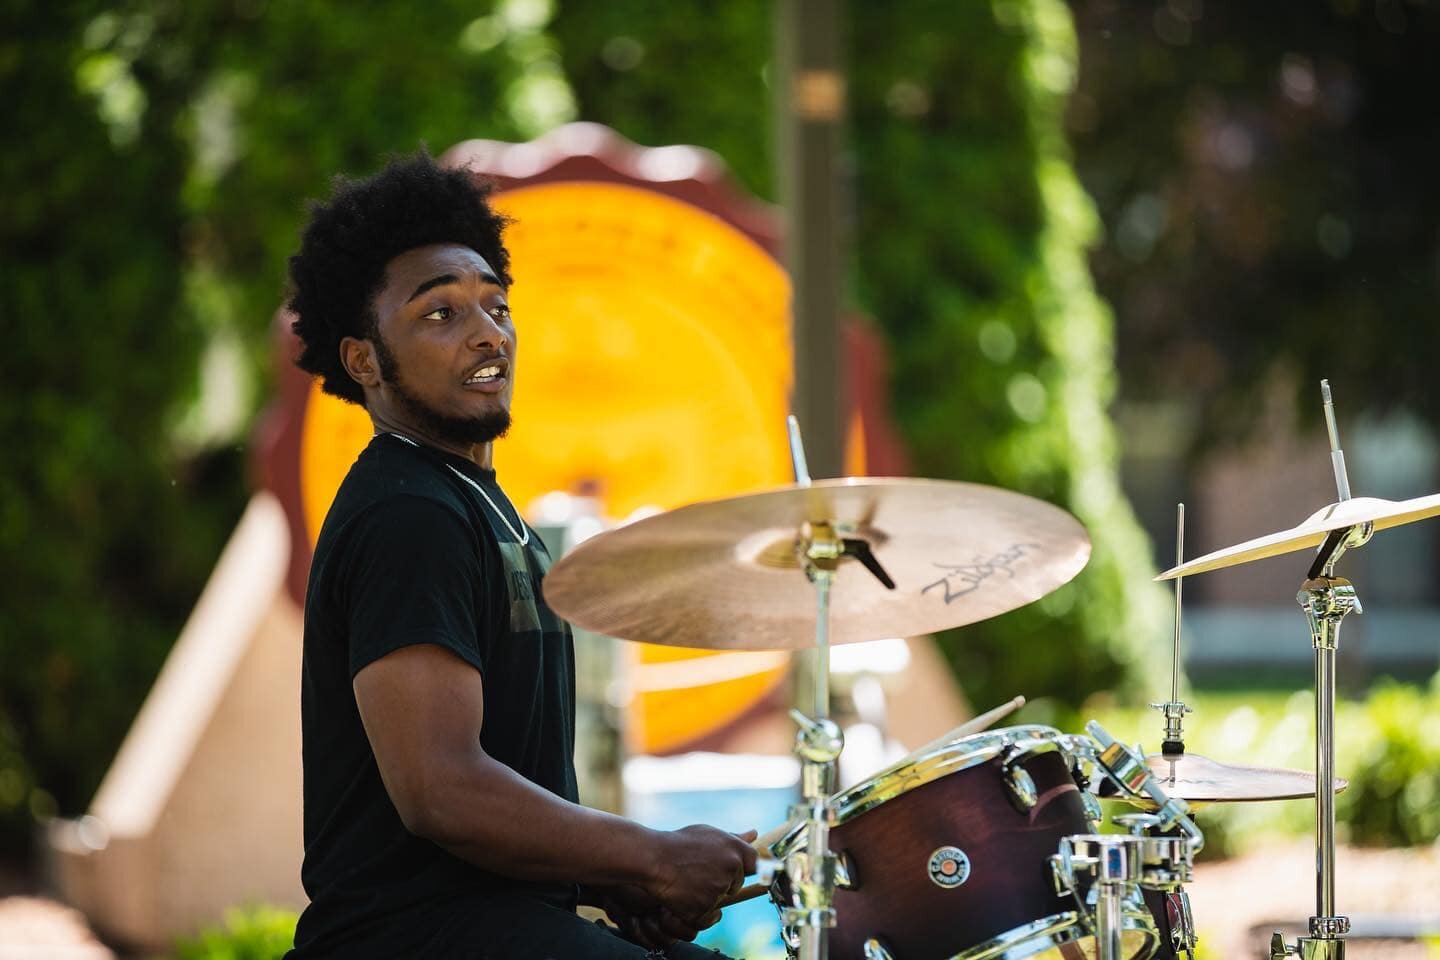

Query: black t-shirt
[{"left": 289, "top": 434, "right": 578, "bottom": 958}]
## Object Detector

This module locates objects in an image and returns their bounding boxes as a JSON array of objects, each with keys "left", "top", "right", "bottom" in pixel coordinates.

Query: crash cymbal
[
  {"left": 1156, "top": 492, "right": 1440, "bottom": 581},
  {"left": 1115, "top": 753, "right": 1348, "bottom": 808},
  {"left": 544, "top": 477, "right": 1091, "bottom": 650}
]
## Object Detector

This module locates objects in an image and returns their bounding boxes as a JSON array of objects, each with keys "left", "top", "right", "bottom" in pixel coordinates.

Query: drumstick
[
  {"left": 908, "top": 694, "right": 1026, "bottom": 759},
  {"left": 747, "top": 695, "right": 1027, "bottom": 856},
  {"left": 719, "top": 881, "right": 772, "bottom": 908}
]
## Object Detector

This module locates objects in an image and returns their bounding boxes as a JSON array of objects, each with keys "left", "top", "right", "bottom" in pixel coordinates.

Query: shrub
[
  {"left": 172, "top": 905, "right": 298, "bottom": 960},
  {"left": 1340, "top": 673, "right": 1440, "bottom": 847}
]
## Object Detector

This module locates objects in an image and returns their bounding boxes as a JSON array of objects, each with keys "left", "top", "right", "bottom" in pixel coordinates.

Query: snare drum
[{"left": 770, "top": 726, "right": 1159, "bottom": 959}]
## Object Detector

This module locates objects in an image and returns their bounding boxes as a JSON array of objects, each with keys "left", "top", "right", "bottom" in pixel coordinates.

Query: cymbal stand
[
  {"left": 777, "top": 417, "right": 898, "bottom": 960},
  {"left": 782, "top": 416, "right": 840, "bottom": 960},
  {"left": 1272, "top": 382, "right": 1372, "bottom": 960},
  {"left": 1145, "top": 503, "right": 1198, "bottom": 958},
  {"left": 1151, "top": 503, "right": 1194, "bottom": 760}
]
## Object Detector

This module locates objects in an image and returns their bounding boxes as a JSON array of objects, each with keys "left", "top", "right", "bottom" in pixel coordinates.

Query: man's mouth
[{"left": 464, "top": 359, "right": 508, "bottom": 385}]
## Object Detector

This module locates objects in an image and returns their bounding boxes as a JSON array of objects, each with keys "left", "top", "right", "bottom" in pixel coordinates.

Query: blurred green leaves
[
  {"left": 0, "top": 0, "right": 560, "bottom": 851},
  {"left": 172, "top": 905, "right": 298, "bottom": 960},
  {"left": 1344, "top": 673, "right": 1440, "bottom": 847},
  {"left": 553, "top": 0, "right": 1168, "bottom": 709}
]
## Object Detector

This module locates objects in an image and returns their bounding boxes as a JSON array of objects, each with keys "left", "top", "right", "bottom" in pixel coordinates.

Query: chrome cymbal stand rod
[
  {"left": 788, "top": 414, "right": 812, "bottom": 488},
  {"left": 1275, "top": 382, "right": 1371, "bottom": 960},
  {"left": 1321, "top": 380, "right": 1351, "bottom": 504},
  {"left": 1171, "top": 503, "right": 1184, "bottom": 705},
  {"left": 783, "top": 414, "right": 839, "bottom": 960},
  {"left": 1274, "top": 567, "right": 1358, "bottom": 960},
  {"left": 1151, "top": 504, "right": 1193, "bottom": 758}
]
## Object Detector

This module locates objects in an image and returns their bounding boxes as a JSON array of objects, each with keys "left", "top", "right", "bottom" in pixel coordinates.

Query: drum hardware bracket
[
  {"left": 1112, "top": 812, "right": 1196, "bottom": 888},
  {"left": 831, "top": 850, "right": 855, "bottom": 889},
  {"left": 1060, "top": 724, "right": 1202, "bottom": 960},
  {"left": 1112, "top": 811, "right": 1164, "bottom": 835},
  {"left": 1052, "top": 836, "right": 1136, "bottom": 960},
  {"left": 860, "top": 938, "right": 895, "bottom": 960},
  {"left": 1005, "top": 763, "right": 1038, "bottom": 812},
  {"left": 1059, "top": 735, "right": 1106, "bottom": 827},
  {"left": 1085, "top": 722, "right": 1202, "bottom": 848},
  {"left": 785, "top": 708, "right": 842, "bottom": 960},
  {"left": 1165, "top": 890, "right": 1199, "bottom": 959},
  {"left": 1272, "top": 929, "right": 1350, "bottom": 960},
  {"left": 1149, "top": 699, "right": 1192, "bottom": 758},
  {"left": 1305, "top": 523, "right": 1373, "bottom": 586},
  {"left": 998, "top": 742, "right": 1039, "bottom": 811}
]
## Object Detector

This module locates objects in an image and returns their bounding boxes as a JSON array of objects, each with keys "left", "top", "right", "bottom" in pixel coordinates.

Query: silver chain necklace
[{"left": 385, "top": 433, "right": 530, "bottom": 545}]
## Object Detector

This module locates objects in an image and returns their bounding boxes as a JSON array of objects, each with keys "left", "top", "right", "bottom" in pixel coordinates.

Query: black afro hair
[{"left": 287, "top": 151, "right": 512, "bottom": 405}]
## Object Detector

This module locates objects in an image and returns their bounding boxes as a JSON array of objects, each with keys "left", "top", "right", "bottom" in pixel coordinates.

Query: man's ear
[{"left": 340, "top": 336, "right": 381, "bottom": 389}]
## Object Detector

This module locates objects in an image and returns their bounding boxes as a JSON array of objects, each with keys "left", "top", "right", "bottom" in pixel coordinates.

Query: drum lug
[
  {"left": 1003, "top": 757, "right": 1038, "bottom": 812},
  {"left": 1169, "top": 889, "right": 1199, "bottom": 958},
  {"left": 1081, "top": 790, "right": 1104, "bottom": 828},
  {"left": 834, "top": 850, "right": 856, "bottom": 890},
  {"left": 862, "top": 938, "right": 896, "bottom": 960},
  {"left": 1048, "top": 853, "right": 1073, "bottom": 896}
]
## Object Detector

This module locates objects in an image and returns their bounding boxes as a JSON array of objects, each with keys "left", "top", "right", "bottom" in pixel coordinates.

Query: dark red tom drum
[{"left": 769, "top": 726, "right": 1160, "bottom": 959}]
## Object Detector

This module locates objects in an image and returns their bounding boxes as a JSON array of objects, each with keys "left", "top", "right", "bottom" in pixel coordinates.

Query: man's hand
[
  {"left": 591, "top": 881, "right": 727, "bottom": 950},
  {"left": 643, "top": 825, "right": 758, "bottom": 926},
  {"left": 588, "top": 884, "right": 714, "bottom": 949}
]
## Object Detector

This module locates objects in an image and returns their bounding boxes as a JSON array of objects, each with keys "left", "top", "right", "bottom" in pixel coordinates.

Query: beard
[{"left": 373, "top": 334, "right": 511, "bottom": 446}]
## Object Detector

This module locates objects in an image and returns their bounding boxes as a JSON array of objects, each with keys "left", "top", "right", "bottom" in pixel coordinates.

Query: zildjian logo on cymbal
[{"left": 921, "top": 543, "right": 1042, "bottom": 604}]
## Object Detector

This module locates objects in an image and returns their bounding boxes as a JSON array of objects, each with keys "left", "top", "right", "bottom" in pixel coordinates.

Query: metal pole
[
  {"left": 1285, "top": 577, "right": 1356, "bottom": 959},
  {"left": 1097, "top": 883, "right": 1125, "bottom": 960},
  {"left": 776, "top": 0, "right": 846, "bottom": 479},
  {"left": 1321, "top": 380, "right": 1351, "bottom": 502},
  {"left": 813, "top": 572, "right": 831, "bottom": 720},
  {"left": 1171, "top": 504, "right": 1185, "bottom": 704},
  {"left": 1096, "top": 843, "right": 1128, "bottom": 960},
  {"left": 1316, "top": 643, "right": 1337, "bottom": 920}
]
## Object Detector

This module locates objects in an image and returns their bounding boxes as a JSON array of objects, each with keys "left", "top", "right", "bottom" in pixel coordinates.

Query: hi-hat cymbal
[
  {"left": 1156, "top": 492, "right": 1440, "bottom": 581},
  {"left": 544, "top": 477, "right": 1091, "bottom": 650},
  {"left": 1114, "top": 753, "right": 1348, "bottom": 807}
]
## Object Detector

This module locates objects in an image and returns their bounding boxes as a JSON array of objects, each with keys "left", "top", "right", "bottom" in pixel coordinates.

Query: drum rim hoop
[
  {"left": 945, "top": 905, "right": 1159, "bottom": 960},
  {"left": 772, "top": 724, "right": 1080, "bottom": 858}
]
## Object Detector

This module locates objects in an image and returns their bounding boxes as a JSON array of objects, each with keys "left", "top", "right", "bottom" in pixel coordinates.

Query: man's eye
[
  {"left": 422, "top": 306, "right": 452, "bottom": 322},
  {"left": 489, "top": 303, "right": 511, "bottom": 319}
]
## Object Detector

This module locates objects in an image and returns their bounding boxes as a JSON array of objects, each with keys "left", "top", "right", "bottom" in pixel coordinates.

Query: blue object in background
[{"left": 623, "top": 753, "right": 798, "bottom": 959}]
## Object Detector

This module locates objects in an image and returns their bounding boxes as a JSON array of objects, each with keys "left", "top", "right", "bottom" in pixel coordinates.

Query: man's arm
[{"left": 353, "top": 642, "right": 755, "bottom": 921}]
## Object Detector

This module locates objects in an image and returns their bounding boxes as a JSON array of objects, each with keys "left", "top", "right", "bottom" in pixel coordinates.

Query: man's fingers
[
  {"left": 657, "top": 910, "right": 700, "bottom": 943},
  {"left": 740, "top": 837, "right": 759, "bottom": 873},
  {"left": 638, "top": 914, "right": 675, "bottom": 950}
]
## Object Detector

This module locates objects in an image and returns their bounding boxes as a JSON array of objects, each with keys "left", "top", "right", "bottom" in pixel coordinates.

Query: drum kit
[{"left": 545, "top": 385, "right": 1440, "bottom": 960}]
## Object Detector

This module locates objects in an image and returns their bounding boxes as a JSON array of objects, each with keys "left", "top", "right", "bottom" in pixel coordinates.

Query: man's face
[{"left": 367, "top": 243, "right": 516, "bottom": 446}]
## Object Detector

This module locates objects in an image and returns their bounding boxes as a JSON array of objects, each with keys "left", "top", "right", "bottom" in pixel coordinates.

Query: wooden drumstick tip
[{"left": 718, "top": 881, "right": 772, "bottom": 908}]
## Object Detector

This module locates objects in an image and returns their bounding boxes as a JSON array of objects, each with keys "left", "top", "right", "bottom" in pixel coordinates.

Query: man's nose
[{"left": 467, "top": 308, "right": 507, "bottom": 350}]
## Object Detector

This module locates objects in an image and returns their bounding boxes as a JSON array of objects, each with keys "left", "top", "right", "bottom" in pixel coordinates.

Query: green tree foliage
[
  {"left": 553, "top": 0, "right": 1167, "bottom": 708},
  {"left": 1068, "top": 0, "right": 1440, "bottom": 448},
  {"left": 1342, "top": 673, "right": 1440, "bottom": 847},
  {"left": 0, "top": 0, "right": 559, "bottom": 851},
  {"left": 172, "top": 904, "right": 298, "bottom": 960},
  {"left": 0, "top": 0, "right": 238, "bottom": 851}
]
